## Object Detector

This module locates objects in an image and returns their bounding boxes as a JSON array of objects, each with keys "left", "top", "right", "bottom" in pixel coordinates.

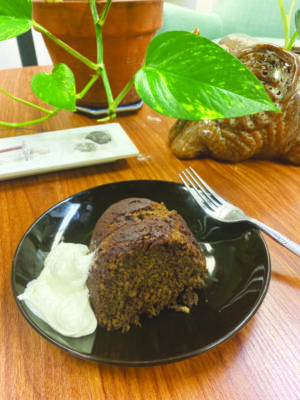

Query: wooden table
[{"left": 0, "top": 67, "right": 299, "bottom": 400}]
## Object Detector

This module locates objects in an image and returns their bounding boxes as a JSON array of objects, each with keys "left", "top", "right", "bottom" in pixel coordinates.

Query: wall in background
[
  {"left": 0, "top": 38, "right": 23, "bottom": 69},
  {"left": 166, "top": 0, "right": 219, "bottom": 12}
]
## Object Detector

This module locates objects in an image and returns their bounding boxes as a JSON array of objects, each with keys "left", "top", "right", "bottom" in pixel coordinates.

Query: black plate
[{"left": 11, "top": 180, "right": 271, "bottom": 366}]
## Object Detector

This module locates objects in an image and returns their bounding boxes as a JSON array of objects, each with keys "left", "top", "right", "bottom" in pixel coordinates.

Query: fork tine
[
  {"left": 185, "top": 168, "right": 220, "bottom": 208},
  {"left": 179, "top": 170, "right": 216, "bottom": 212},
  {"left": 188, "top": 167, "right": 224, "bottom": 205},
  {"left": 179, "top": 171, "right": 209, "bottom": 209}
]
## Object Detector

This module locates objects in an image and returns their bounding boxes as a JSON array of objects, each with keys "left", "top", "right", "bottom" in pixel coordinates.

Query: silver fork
[{"left": 179, "top": 166, "right": 300, "bottom": 257}]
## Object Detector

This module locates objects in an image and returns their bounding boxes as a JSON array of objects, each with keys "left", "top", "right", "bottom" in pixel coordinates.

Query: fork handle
[{"left": 249, "top": 217, "right": 300, "bottom": 257}]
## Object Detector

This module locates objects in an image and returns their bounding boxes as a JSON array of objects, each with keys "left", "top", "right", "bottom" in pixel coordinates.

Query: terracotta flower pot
[{"left": 32, "top": 0, "right": 163, "bottom": 108}]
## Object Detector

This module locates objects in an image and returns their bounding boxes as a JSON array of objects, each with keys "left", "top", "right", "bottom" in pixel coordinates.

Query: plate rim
[{"left": 11, "top": 179, "right": 271, "bottom": 366}]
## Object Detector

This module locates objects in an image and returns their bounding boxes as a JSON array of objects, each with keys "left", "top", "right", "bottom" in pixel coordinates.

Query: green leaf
[
  {"left": 31, "top": 64, "right": 77, "bottom": 111},
  {"left": 295, "top": 9, "right": 300, "bottom": 34},
  {"left": 135, "top": 31, "right": 280, "bottom": 121},
  {"left": 0, "top": 0, "right": 32, "bottom": 40}
]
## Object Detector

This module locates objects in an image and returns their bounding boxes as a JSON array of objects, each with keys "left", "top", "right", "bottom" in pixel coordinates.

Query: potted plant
[
  {"left": 0, "top": 0, "right": 279, "bottom": 129},
  {"left": 32, "top": 0, "right": 164, "bottom": 108}
]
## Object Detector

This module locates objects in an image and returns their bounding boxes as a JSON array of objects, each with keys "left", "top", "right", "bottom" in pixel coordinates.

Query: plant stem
[
  {"left": 101, "top": 64, "right": 115, "bottom": 106},
  {"left": 278, "top": 0, "right": 289, "bottom": 48},
  {"left": 32, "top": 20, "right": 100, "bottom": 71},
  {"left": 97, "top": 115, "right": 116, "bottom": 122},
  {"left": 95, "top": 75, "right": 136, "bottom": 122},
  {"left": 99, "top": 0, "right": 112, "bottom": 27},
  {"left": 287, "top": 0, "right": 296, "bottom": 21},
  {"left": 0, "top": 88, "right": 53, "bottom": 114},
  {"left": 278, "top": 0, "right": 296, "bottom": 49},
  {"left": 108, "top": 76, "right": 136, "bottom": 112},
  {"left": 89, "top": 0, "right": 103, "bottom": 64},
  {"left": 88, "top": 0, "right": 115, "bottom": 109},
  {"left": 76, "top": 73, "right": 101, "bottom": 100},
  {"left": 286, "top": 0, "right": 297, "bottom": 50},
  {"left": 287, "top": 30, "right": 299, "bottom": 50},
  {"left": 89, "top": 0, "right": 100, "bottom": 23},
  {"left": 0, "top": 109, "right": 60, "bottom": 127},
  {"left": 0, "top": 88, "right": 60, "bottom": 127}
]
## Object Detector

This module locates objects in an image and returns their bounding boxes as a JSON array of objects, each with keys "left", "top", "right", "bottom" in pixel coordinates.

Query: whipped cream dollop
[{"left": 18, "top": 242, "right": 97, "bottom": 338}]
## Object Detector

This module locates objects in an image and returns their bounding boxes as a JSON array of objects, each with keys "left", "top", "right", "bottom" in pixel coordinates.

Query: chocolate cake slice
[{"left": 87, "top": 197, "right": 207, "bottom": 331}]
